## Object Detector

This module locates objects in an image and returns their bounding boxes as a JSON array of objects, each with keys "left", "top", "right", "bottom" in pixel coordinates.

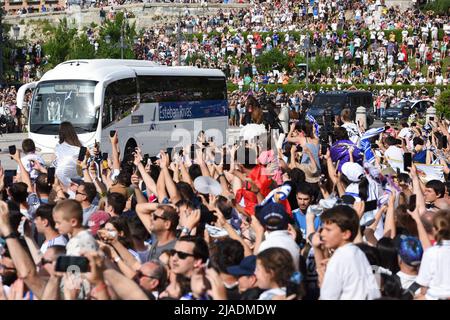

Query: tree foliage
[{"left": 435, "top": 89, "right": 450, "bottom": 119}]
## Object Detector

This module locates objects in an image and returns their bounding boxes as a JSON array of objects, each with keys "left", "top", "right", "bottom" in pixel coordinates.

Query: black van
[{"left": 307, "top": 91, "right": 374, "bottom": 126}]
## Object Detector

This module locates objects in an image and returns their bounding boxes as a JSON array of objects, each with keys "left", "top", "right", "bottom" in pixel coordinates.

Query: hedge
[
  {"left": 226, "top": 83, "right": 449, "bottom": 95},
  {"left": 183, "top": 28, "right": 446, "bottom": 46}
]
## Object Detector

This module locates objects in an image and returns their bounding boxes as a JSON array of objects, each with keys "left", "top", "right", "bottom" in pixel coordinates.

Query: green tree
[
  {"left": 435, "top": 89, "right": 450, "bottom": 119},
  {"left": 96, "top": 12, "right": 137, "bottom": 59},
  {"left": 256, "top": 49, "right": 289, "bottom": 74},
  {"left": 42, "top": 18, "right": 77, "bottom": 68},
  {"left": 69, "top": 33, "right": 96, "bottom": 60}
]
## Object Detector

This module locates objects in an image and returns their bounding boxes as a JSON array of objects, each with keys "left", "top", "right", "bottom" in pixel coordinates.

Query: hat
[
  {"left": 109, "top": 183, "right": 129, "bottom": 198},
  {"left": 398, "top": 236, "right": 423, "bottom": 266},
  {"left": 256, "top": 202, "right": 289, "bottom": 231},
  {"left": 87, "top": 211, "right": 111, "bottom": 236},
  {"left": 227, "top": 255, "right": 257, "bottom": 277},
  {"left": 70, "top": 178, "right": 84, "bottom": 186},
  {"left": 341, "top": 162, "right": 365, "bottom": 183},
  {"left": 193, "top": 176, "right": 222, "bottom": 196}
]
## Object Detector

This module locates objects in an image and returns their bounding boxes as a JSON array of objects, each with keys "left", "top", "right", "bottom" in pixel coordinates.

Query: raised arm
[
  {"left": 0, "top": 201, "right": 46, "bottom": 299},
  {"left": 135, "top": 202, "right": 159, "bottom": 233},
  {"left": 110, "top": 131, "right": 121, "bottom": 171},
  {"left": 12, "top": 150, "right": 33, "bottom": 193},
  {"left": 410, "top": 165, "right": 426, "bottom": 215},
  {"left": 160, "top": 151, "right": 181, "bottom": 204}
]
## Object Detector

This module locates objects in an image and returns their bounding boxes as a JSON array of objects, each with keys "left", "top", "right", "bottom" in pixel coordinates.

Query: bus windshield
[{"left": 29, "top": 80, "right": 98, "bottom": 134}]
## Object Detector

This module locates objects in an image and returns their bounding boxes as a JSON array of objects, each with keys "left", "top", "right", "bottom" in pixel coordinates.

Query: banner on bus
[{"left": 159, "top": 100, "right": 228, "bottom": 121}]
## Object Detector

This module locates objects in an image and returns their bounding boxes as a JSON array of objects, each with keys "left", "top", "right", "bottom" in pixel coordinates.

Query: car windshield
[{"left": 29, "top": 80, "right": 99, "bottom": 134}]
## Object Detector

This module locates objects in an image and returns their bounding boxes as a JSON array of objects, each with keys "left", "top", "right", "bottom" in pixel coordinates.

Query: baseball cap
[
  {"left": 256, "top": 202, "right": 289, "bottom": 231},
  {"left": 70, "top": 178, "right": 84, "bottom": 186},
  {"left": 193, "top": 176, "right": 222, "bottom": 196},
  {"left": 87, "top": 211, "right": 111, "bottom": 236},
  {"left": 397, "top": 236, "right": 423, "bottom": 266},
  {"left": 227, "top": 255, "right": 257, "bottom": 277},
  {"left": 341, "top": 162, "right": 365, "bottom": 183}
]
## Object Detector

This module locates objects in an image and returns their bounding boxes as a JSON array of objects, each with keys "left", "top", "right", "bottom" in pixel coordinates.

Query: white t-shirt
[
  {"left": 17, "top": 153, "right": 46, "bottom": 180},
  {"left": 384, "top": 146, "right": 404, "bottom": 172},
  {"left": 66, "top": 230, "right": 99, "bottom": 256},
  {"left": 258, "top": 230, "right": 300, "bottom": 271},
  {"left": 54, "top": 142, "right": 81, "bottom": 187},
  {"left": 396, "top": 271, "right": 420, "bottom": 294},
  {"left": 416, "top": 240, "right": 450, "bottom": 300},
  {"left": 341, "top": 122, "right": 361, "bottom": 144},
  {"left": 40, "top": 235, "right": 68, "bottom": 254},
  {"left": 320, "top": 243, "right": 381, "bottom": 300},
  {"left": 258, "top": 287, "right": 286, "bottom": 300}
]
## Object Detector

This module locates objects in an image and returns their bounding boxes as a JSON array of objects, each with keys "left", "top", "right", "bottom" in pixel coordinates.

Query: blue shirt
[
  {"left": 292, "top": 208, "right": 322, "bottom": 237},
  {"left": 413, "top": 150, "right": 427, "bottom": 164}
]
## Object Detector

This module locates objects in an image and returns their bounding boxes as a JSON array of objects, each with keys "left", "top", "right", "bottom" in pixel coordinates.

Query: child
[
  {"left": 415, "top": 210, "right": 450, "bottom": 300},
  {"left": 314, "top": 205, "right": 381, "bottom": 300},
  {"left": 52, "top": 199, "right": 98, "bottom": 256}
]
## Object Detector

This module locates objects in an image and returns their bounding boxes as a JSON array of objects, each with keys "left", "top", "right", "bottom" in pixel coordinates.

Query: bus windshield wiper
[{"left": 72, "top": 125, "right": 93, "bottom": 133}]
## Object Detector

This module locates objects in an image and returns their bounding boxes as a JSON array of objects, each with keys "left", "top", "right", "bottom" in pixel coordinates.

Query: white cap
[{"left": 341, "top": 162, "right": 365, "bottom": 183}]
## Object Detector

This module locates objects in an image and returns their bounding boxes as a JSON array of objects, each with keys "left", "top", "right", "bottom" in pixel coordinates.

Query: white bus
[{"left": 17, "top": 59, "right": 229, "bottom": 157}]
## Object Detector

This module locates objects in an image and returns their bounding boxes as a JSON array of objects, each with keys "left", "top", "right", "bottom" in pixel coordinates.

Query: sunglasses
[
  {"left": 168, "top": 249, "right": 195, "bottom": 260},
  {"left": 76, "top": 191, "right": 86, "bottom": 196},
  {"left": 40, "top": 258, "right": 53, "bottom": 266},
  {"left": 134, "top": 269, "right": 157, "bottom": 280},
  {"left": 152, "top": 213, "right": 168, "bottom": 221}
]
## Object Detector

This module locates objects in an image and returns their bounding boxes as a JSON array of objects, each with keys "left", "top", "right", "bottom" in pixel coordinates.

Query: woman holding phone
[{"left": 54, "top": 121, "right": 83, "bottom": 187}]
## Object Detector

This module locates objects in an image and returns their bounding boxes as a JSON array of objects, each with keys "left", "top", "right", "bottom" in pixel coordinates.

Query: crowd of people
[
  {"left": 5, "top": 1, "right": 450, "bottom": 89},
  {"left": 0, "top": 99, "right": 449, "bottom": 299}
]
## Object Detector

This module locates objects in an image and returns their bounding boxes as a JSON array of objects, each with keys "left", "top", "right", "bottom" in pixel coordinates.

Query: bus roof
[{"left": 39, "top": 59, "right": 225, "bottom": 82}]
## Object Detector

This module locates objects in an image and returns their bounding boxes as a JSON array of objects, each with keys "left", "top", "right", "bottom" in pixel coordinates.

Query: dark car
[
  {"left": 307, "top": 90, "right": 374, "bottom": 126},
  {"left": 383, "top": 99, "right": 432, "bottom": 121}
]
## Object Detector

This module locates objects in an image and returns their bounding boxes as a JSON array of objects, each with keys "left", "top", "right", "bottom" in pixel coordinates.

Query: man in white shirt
[
  {"left": 383, "top": 136, "right": 404, "bottom": 172},
  {"left": 314, "top": 205, "right": 381, "bottom": 300},
  {"left": 256, "top": 202, "right": 299, "bottom": 271}
]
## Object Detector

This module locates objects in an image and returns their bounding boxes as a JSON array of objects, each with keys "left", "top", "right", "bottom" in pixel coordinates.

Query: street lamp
[
  {"left": 105, "top": 34, "right": 111, "bottom": 44},
  {"left": 13, "top": 25, "right": 20, "bottom": 41},
  {"left": 303, "top": 36, "right": 310, "bottom": 89},
  {"left": 104, "top": 19, "right": 127, "bottom": 59}
]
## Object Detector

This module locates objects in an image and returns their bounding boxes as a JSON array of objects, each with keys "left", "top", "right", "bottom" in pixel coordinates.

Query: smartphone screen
[
  {"left": 47, "top": 167, "right": 55, "bottom": 185},
  {"left": 442, "top": 136, "right": 448, "bottom": 149},
  {"left": 429, "top": 117, "right": 435, "bottom": 122},
  {"left": 102, "top": 152, "right": 108, "bottom": 161},
  {"left": 364, "top": 200, "right": 378, "bottom": 212},
  {"left": 78, "top": 147, "right": 87, "bottom": 162},
  {"left": 55, "top": 256, "right": 89, "bottom": 273},
  {"left": 408, "top": 194, "right": 417, "bottom": 212},
  {"left": 109, "top": 130, "right": 116, "bottom": 138},
  {"left": 8, "top": 145, "right": 16, "bottom": 155},
  {"left": 403, "top": 152, "right": 412, "bottom": 172}
]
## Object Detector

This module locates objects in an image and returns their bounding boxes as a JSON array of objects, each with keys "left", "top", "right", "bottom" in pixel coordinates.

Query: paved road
[{"left": 0, "top": 120, "right": 385, "bottom": 170}]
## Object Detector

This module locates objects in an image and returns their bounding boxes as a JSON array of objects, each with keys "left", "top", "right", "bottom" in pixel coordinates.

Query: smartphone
[
  {"left": 321, "top": 143, "right": 328, "bottom": 156},
  {"left": 296, "top": 145, "right": 303, "bottom": 153},
  {"left": 142, "top": 153, "right": 150, "bottom": 165},
  {"left": 78, "top": 146, "right": 87, "bottom": 162},
  {"left": 4, "top": 170, "right": 17, "bottom": 187},
  {"left": 8, "top": 145, "right": 16, "bottom": 155},
  {"left": 47, "top": 167, "right": 55, "bottom": 185},
  {"left": 102, "top": 152, "right": 108, "bottom": 161},
  {"left": 408, "top": 194, "right": 417, "bottom": 212},
  {"left": 190, "top": 144, "right": 195, "bottom": 159},
  {"left": 442, "top": 135, "right": 448, "bottom": 149},
  {"left": 403, "top": 152, "right": 412, "bottom": 172},
  {"left": 55, "top": 255, "right": 89, "bottom": 273},
  {"left": 166, "top": 147, "right": 173, "bottom": 163},
  {"left": 109, "top": 130, "right": 116, "bottom": 138},
  {"left": 149, "top": 156, "right": 158, "bottom": 164},
  {"left": 364, "top": 200, "right": 378, "bottom": 212},
  {"left": 429, "top": 117, "right": 434, "bottom": 122}
]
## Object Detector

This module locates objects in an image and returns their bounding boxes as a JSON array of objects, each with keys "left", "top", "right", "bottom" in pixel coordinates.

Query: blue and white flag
[
  {"left": 358, "top": 127, "right": 385, "bottom": 163},
  {"left": 306, "top": 113, "right": 320, "bottom": 138}
]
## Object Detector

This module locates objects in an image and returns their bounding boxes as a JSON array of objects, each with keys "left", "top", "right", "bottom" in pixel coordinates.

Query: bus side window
[{"left": 103, "top": 78, "right": 137, "bottom": 126}]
